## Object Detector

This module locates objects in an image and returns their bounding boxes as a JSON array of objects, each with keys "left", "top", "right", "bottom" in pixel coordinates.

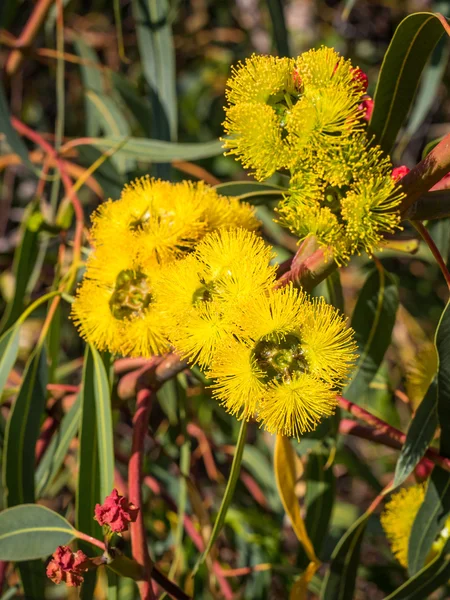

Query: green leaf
[
  {"left": 80, "top": 137, "right": 222, "bottom": 162},
  {"left": 111, "top": 72, "right": 152, "bottom": 137},
  {"left": 214, "top": 181, "right": 286, "bottom": 196},
  {"left": 344, "top": 267, "right": 399, "bottom": 402},
  {"left": 0, "top": 79, "right": 34, "bottom": 173},
  {"left": 369, "top": 12, "right": 450, "bottom": 153},
  {"left": 266, "top": 0, "right": 291, "bottom": 57},
  {"left": 0, "top": 326, "right": 20, "bottom": 398},
  {"left": 192, "top": 420, "right": 248, "bottom": 574},
  {"left": 393, "top": 378, "right": 438, "bottom": 487},
  {"left": 77, "top": 346, "right": 101, "bottom": 537},
  {"left": 408, "top": 466, "right": 450, "bottom": 574},
  {"left": 320, "top": 511, "right": 369, "bottom": 600},
  {"left": 133, "top": 0, "right": 177, "bottom": 142},
  {"left": 73, "top": 37, "right": 103, "bottom": 137},
  {"left": 0, "top": 202, "right": 43, "bottom": 334},
  {"left": 76, "top": 347, "right": 103, "bottom": 599},
  {"left": 386, "top": 539, "right": 450, "bottom": 599},
  {"left": 395, "top": 35, "right": 450, "bottom": 157},
  {"left": 85, "top": 90, "right": 132, "bottom": 173},
  {"left": 91, "top": 345, "right": 115, "bottom": 501},
  {"left": 2, "top": 347, "right": 47, "bottom": 506},
  {"left": 305, "top": 447, "right": 335, "bottom": 557},
  {"left": 35, "top": 395, "right": 81, "bottom": 496},
  {"left": 0, "top": 504, "right": 75, "bottom": 561},
  {"left": 435, "top": 300, "right": 450, "bottom": 457}
]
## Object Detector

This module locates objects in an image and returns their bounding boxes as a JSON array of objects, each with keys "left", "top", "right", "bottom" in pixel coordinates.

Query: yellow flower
[
  {"left": 277, "top": 133, "right": 404, "bottom": 264},
  {"left": 202, "top": 193, "right": 260, "bottom": 233},
  {"left": 223, "top": 103, "right": 290, "bottom": 180},
  {"left": 222, "top": 48, "right": 366, "bottom": 180},
  {"left": 90, "top": 178, "right": 259, "bottom": 268},
  {"left": 381, "top": 485, "right": 426, "bottom": 569},
  {"left": 71, "top": 248, "right": 168, "bottom": 357},
  {"left": 154, "top": 229, "right": 276, "bottom": 367},
  {"left": 209, "top": 286, "right": 356, "bottom": 437},
  {"left": 90, "top": 177, "right": 207, "bottom": 266}
]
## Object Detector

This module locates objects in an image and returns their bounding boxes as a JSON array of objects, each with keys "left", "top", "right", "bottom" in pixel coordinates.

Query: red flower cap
[
  {"left": 352, "top": 67, "right": 369, "bottom": 92},
  {"left": 391, "top": 165, "right": 410, "bottom": 182},
  {"left": 292, "top": 69, "right": 302, "bottom": 90},
  {"left": 94, "top": 488, "right": 139, "bottom": 533},
  {"left": 46, "top": 546, "right": 89, "bottom": 587},
  {"left": 359, "top": 96, "right": 374, "bottom": 122}
]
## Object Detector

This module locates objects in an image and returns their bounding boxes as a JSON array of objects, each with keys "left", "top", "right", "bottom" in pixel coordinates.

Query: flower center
[
  {"left": 192, "top": 279, "right": 217, "bottom": 304},
  {"left": 252, "top": 334, "right": 308, "bottom": 383},
  {"left": 129, "top": 208, "right": 151, "bottom": 232},
  {"left": 109, "top": 270, "right": 152, "bottom": 320}
]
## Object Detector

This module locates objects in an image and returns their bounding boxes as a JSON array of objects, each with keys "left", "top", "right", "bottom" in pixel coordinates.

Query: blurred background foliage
[{"left": 1, "top": 0, "right": 450, "bottom": 598}]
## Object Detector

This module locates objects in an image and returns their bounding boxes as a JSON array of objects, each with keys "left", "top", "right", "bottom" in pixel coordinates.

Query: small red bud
[
  {"left": 391, "top": 165, "right": 410, "bottom": 182},
  {"left": 292, "top": 69, "right": 302, "bottom": 90},
  {"left": 94, "top": 488, "right": 139, "bottom": 533},
  {"left": 352, "top": 67, "right": 369, "bottom": 92},
  {"left": 46, "top": 546, "right": 89, "bottom": 587},
  {"left": 358, "top": 96, "right": 374, "bottom": 122}
]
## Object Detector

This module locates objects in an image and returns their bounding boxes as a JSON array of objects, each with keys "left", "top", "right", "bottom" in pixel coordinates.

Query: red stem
[
  {"left": 129, "top": 388, "right": 156, "bottom": 600},
  {"left": 412, "top": 220, "right": 450, "bottom": 291},
  {"left": 338, "top": 396, "right": 450, "bottom": 472}
]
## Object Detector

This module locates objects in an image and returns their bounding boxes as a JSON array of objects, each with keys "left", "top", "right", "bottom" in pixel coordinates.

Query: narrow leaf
[
  {"left": 2, "top": 348, "right": 47, "bottom": 506},
  {"left": 35, "top": 395, "right": 81, "bottom": 496},
  {"left": 192, "top": 420, "right": 248, "bottom": 574},
  {"left": 393, "top": 378, "right": 438, "bottom": 487},
  {"left": 82, "top": 136, "right": 222, "bottom": 162},
  {"left": 0, "top": 202, "right": 43, "bottom": 334},
  {"left": 369, "top": 12, "right": 450, "bottom": 153},
  {"left": 408, "top": 466, "right": 450, "bottom": 574},
  {"left": 133, "top": 0, "right": 177, "bottom": 141},
  {"left": 91, "top": 345, "right": 114, "bottom": 500},
  {"left": 274, "top": 434, "right": 318, "bottom": 563},
  {"left": 345, "top": 266, "right": 398, "bottom": 401},
  {"left": 0, "top": 326, "right": 20, "bottom": 398},
  {"left": 435, "top": 300, "right": 450, "bottom": 457},
  {"left": 386, "top": 539, "right": 450, "bottom": 599},
  {"left": 0, "top": 505, "right": 75, "bottom": 561},
  {"left": 266, "top": 0, "right": 291, "bottom": 57},
  {"left": 305, "top": 447, "right": 335, "bottom": 557},
  {"left": 320, "top": 511, "right": 369, "bottom": 600},
  {"left": 73, "top": 37, "right": 103, "bottom": 137}
]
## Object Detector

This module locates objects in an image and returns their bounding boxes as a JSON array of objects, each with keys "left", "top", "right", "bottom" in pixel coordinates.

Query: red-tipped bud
[
  {"left": 94, "top": 488, "right": 139, "bottom": 533},
  {"left": 359, "top": 96, "right": 374, "bottom": 122},
  {"left": 391, "top": 165, "right": 410, "bottom": 182},
  {"left": 352, "top": 67, "right": 369, "bottom": 92},
  {"left": 415, "top": 458, "right": 434, "bottom": 483},
  {"left": 46, "top": 546, "right": 89, "bottom": 587},
  {"left": 292, "top": 69, "right": 302, "bottom": 90}
]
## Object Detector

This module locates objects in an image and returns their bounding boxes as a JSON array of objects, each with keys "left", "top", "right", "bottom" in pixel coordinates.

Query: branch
[
  {"left": 400, "top": 132, "right": 450, "bottom": 215},
  {"left": 338, "top": 397, "right": 450, "bottom": 473}
]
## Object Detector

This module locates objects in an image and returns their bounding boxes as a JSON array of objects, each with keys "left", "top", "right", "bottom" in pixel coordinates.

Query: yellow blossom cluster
[
  {"left": 223, "top": 46, "right": 404, "bottom": 264},
  {"left": 72, "top": 176, "right": 356, "bottom": 438},
  {"left": 381, "top": 484, "right": 450, "bottom": 569}
]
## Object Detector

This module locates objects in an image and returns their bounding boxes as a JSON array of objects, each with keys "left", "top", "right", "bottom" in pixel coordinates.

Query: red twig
[
  {"left": 129, "top": 388, "right": 156, "bottom": 600},
  {"left": 5, "top": 0, "right": 54, "bottom": 75},
  {"left": 411, "top": 220, "right": 450, "bottom": 291},
  {"left": 338, "top": 396, "right": 450, "bottom": 472}
]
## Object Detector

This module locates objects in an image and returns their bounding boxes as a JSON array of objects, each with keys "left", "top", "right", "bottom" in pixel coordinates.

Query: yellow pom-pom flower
[
  {"left": 222, "top": 48, "right": 366, "bottom": 181},
  {"left": 381, "top": 485, "right": 425, "bottom": 569},
  {"left": 277, "top": 133, "right": 404, "bottom": 264},
  {"left": 90, "top": 177, "right": 259, "bottom": 268},
  {"left": 154, "top": 228, "right": 276, "bottom": 368},
  {"left": 209, "top": 286, "right": 356, "bottom": 437},
  {"left": 71, "top": 247, "right": 169, "bottom": 357},
  {"left": 381, "top": 484, "right": 450, "bottom": 570}
]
